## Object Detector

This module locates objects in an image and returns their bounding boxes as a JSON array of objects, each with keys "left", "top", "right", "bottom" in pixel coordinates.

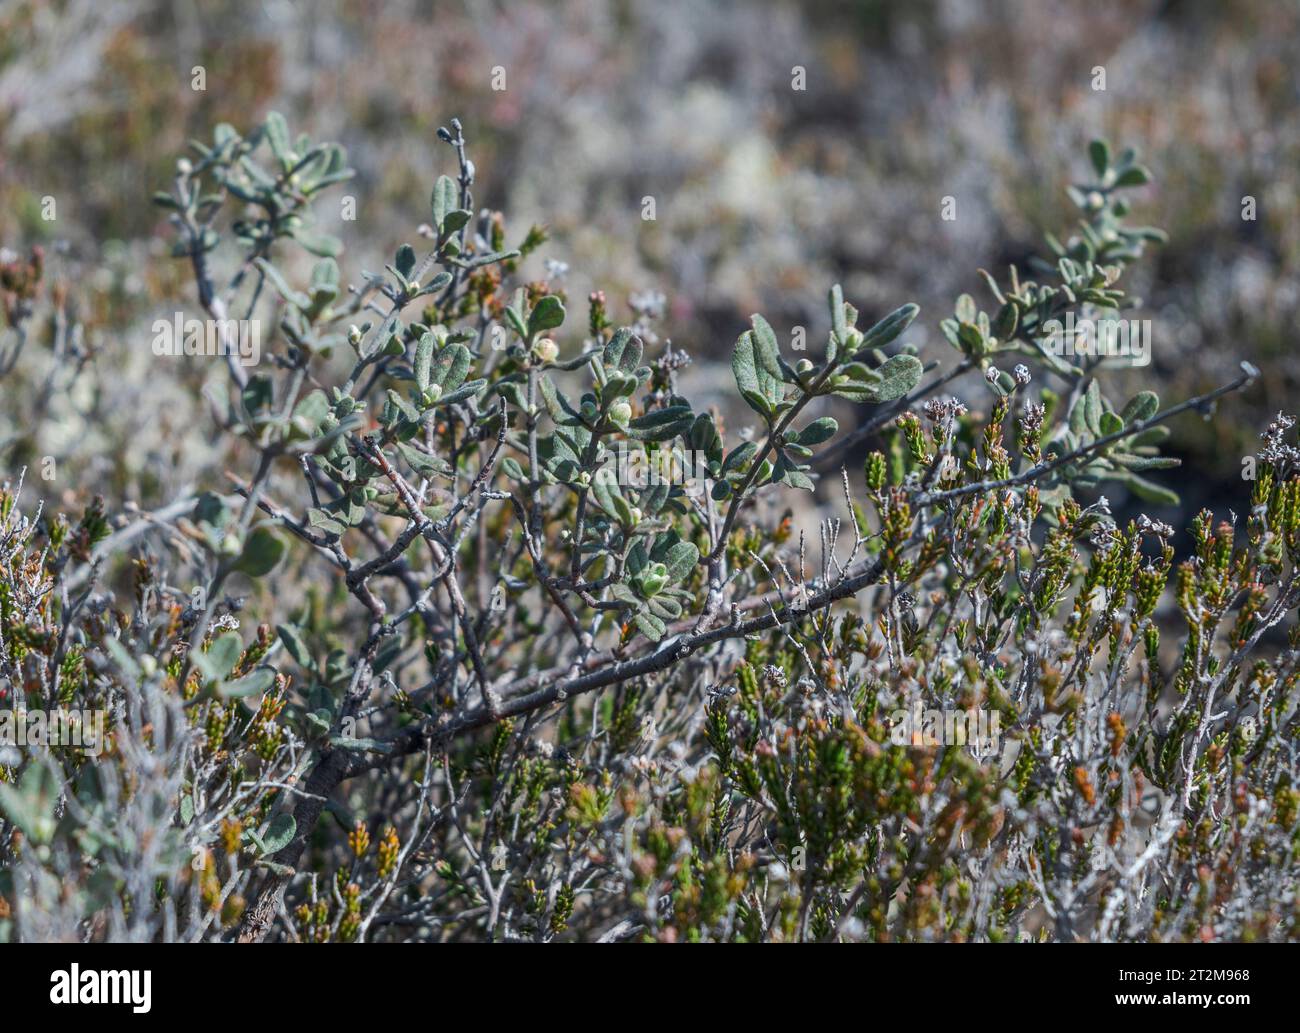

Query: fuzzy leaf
[
  {"left": 277, "top": 624, "right": 313, "bottom": 669},
  {"left": 395, "top": 244, "right": 416, "bottom": 280},
  {"left": 219, "top": 667, "right": 276, "bottom": 698},
  {"left": 434, "top": 378, "right": 486, "bottom": 406},
  {"left": 634, "top": 611, "right": 666, "bottom": 642},
  {"left": 234, "top": 526, "right": 286, "bottom": 578},
  {"left": 860, "top": 303, "right": 920, "bottom": 352},
  {"left": 829, "top": 284, "right": 848, "bottom": 344},
  {"left": 1120, "top": 472, "right": 1179, "bottom": 506},
  {"left": 1120, "top": 390, "right": 1159, "bottom": 426},
  {"left": 721, "top": 441, "right": 758, "bottom": 475},
  {"left": 329, "top": 736, "right": 392, "bottom": 754},
  {"left": 431, "top": 175, "right": 459, "bottom": 234},
  {"left": 1089, "top": 139, "right": 1110, "bottom": 179},
  {"left": 792, "top": 416, "right": 837, "bottom": 446},
  {"left": 732, "top": 330, "right": 783, "bottom": 415},
  {"left": 291, "top": 227, "right": 343, "bottom": 258},
  {"left": 603, "top": 328, "right": 641, "bottom": 372},
  {"left": 263, "top": 111, "right": 291, "bottom": 165},
  {"left": 195, "top": 631, "right": 243, "bottom": 683},
  {"left": 0, "top": 764, "right": 59, "bottom": 844},
  {"left": 662, "top": 541, "right": 699, "bottom": 583},
  {"left": 1114, "top": 164, "right": 1152, "bottom": 188},
  {"left": 1083, "top": 381, "right": 1103, "bottom": 436},
  {"left": 414, "top": 333, "right": 435, "bottom": 392},
  {"left": 1112, "top": 454, "right": 1181, "bottom": 472},
  {"left": 749, "top": 314, "right": 785, "bottom": 382},
  {"left": 647, "top": 596, "right": 682, "bottom": 620},
  {"left": 528, "top": 295, "right": 566, "bottom": 337},
  {"left": 259, "top": 813, "right": 296, "bottom": 855},
  {"left": 397, "top": 441, "right": 451, "bottom": 478},
  {"left": 431, "top": 343, "right": 472, "bottom": 393},
  {"left": 627, "top": 405, "right": 694, "bottom": 442},
  {"left": 868, "top": 354, "right": 923, "bottom": 402}
]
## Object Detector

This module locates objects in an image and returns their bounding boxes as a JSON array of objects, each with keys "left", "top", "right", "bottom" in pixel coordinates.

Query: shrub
[{"left": 0, "top": 115, "right": 1294, "bottom": 943}]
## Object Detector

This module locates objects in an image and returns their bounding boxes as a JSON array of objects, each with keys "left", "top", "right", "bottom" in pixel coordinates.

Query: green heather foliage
[{"left": 0, "top": 115, "right": 1297, "bottom": 943}]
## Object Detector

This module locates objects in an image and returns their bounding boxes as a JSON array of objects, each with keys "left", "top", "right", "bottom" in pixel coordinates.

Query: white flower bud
[{"left": 533, "top": 337, "right": 559, "bottom": 364}]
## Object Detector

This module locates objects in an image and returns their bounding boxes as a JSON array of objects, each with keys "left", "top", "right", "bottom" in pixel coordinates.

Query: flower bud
[
  {"left": 636, "top": 561, "right": 668, "bottom": 597},
  {"left": 533, "top": 337, "right": 559, "bottom": 364},
  {"left": 609, "top": 400, "right": 632, "bottom": 426}
]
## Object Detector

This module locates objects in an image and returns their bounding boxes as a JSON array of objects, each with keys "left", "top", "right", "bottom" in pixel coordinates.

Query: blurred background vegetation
[{"left": 1, "top": 0, "right": 1296, "bottom": 542}]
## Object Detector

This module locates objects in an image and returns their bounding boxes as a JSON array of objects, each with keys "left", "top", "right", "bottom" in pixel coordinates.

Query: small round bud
[
  {"left": 533, "top": 337, "right": 559, "bottom": 364},
  {"left": 609, "top": 400, "right": 632, "bottom": 426}
]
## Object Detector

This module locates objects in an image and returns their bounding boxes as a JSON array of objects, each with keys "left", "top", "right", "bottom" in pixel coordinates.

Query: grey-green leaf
[
  {"left": 219, "top": 667, "right": 276, "bottom": 698},
  {"left": 634, "top": 611, "right": 666, "bottom": 642},
  {"left": 528, "top": 295, "right": 566, "bottom": 337},
  {"left": 861, "top": 303, "right": 920, "bottom": 352},
  {"left": 432, "top": 343, "right": 472, "bottom": 393},
  {"left": 277, "top": 624, "right": 313, "bottom": 669},
  {"left": 414, "top": 333, "right": 435, "bottom": 391},
  {"left": 749, "top": 314, "right": 784, "bottom": 382},
  {"left": 1121, "top": 472, "right": 1179, "bottom": 506},
  {"left": 869, "top": 354, "right": 923, "bottom": 403},
  {"left": 627, "top": 405, "right": 694, "bottom": 442},
  {"left": 234, "top": 526, "right": 286, "bottom": 578},
  {"left": 259, "top": 813, "right": 296, "bottom": 855},
  {"left": 195, "top": 631, "right": 243, "bottom": 683},
  {"left": 1089, "top": 139, "right": 1110, "bottom": 179},
  {"left": 431, "top": 175, "right": 459, "bottom": 234},
  {"left": 1083, "top": 380, "right": 1102, "bottom": 436},
  {"left": 1120, "top": 391, "right": 1159, "bottom": 426},
  {"left": 395, "top": 243, "right": 416, "bottom": 280},
  {"left": 662, "top": 541, "right": 699, "bottom": 583},
  {"left": 793, "top": 416, "right": 837, "bottom": 446}
]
